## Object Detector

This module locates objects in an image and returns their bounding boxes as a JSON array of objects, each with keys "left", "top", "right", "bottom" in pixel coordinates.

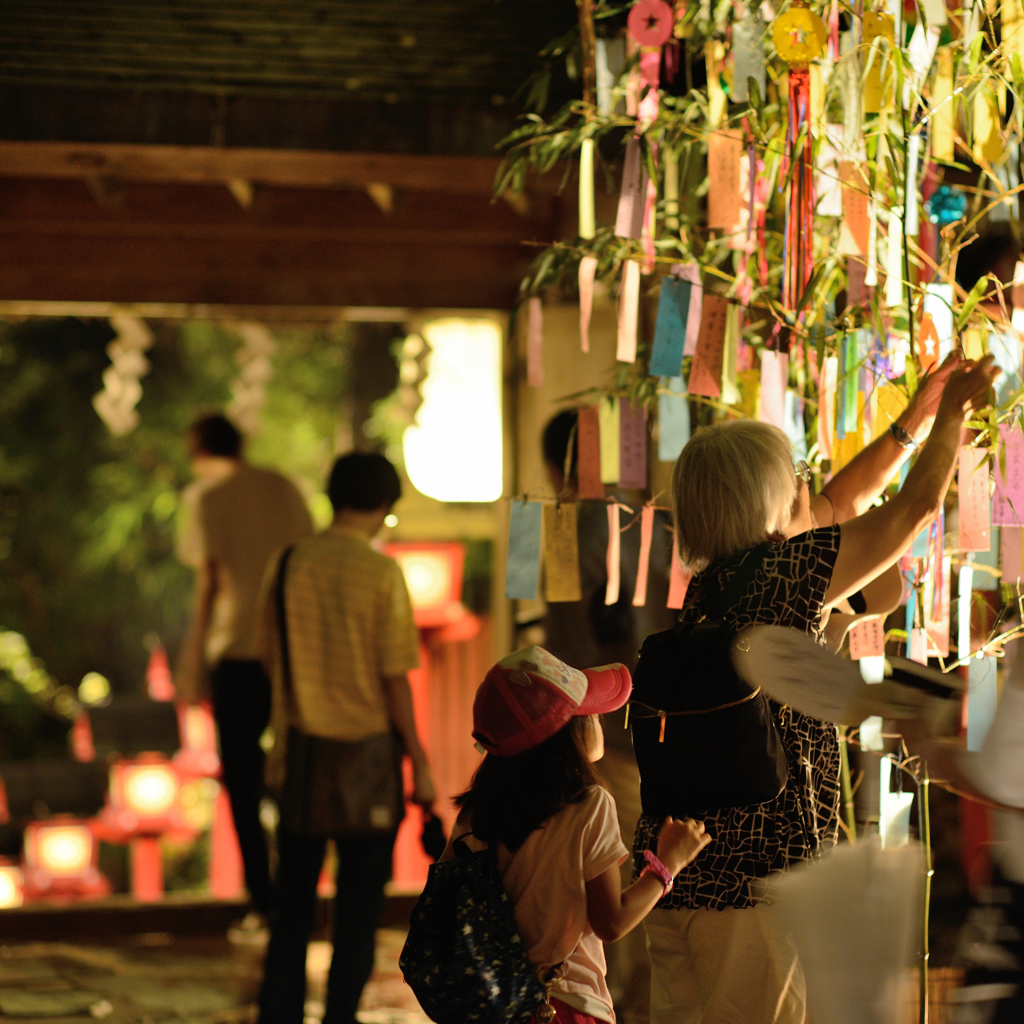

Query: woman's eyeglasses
[{"left": 794, "top": 460, "right": 812, "bottom": 484}]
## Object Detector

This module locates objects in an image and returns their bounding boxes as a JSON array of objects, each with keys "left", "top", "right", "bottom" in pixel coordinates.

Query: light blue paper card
[
  {"left": 649, "top": 279, "right": 691, "bottom": 377},
  {"left": 784, "top": 390, "right": 808, "bottom": 461},
  {"left": 967, "top": 655, "right": 998, "bottom": 752},
  {"left": 505, "top": 500, "right": 542, "bottom": 600},
  {"left": 658, "top": 376, "right": 690, "bottom": 462}
]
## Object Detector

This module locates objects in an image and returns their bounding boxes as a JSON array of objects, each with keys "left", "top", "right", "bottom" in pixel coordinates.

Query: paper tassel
[
  {"left": 598, "top": 397, "right": 621, "bottom": 484},
  {"left": 543, "top": 503, "right": 582, "bottom": 602},
  {"left": 993, "top": 423, "right": 1024, "bottom": 525},
  {"left": 650, "top": 277, "right": 691, "bottom": 376},
  {"left": 617, "top": 260, "right": 641, "bottom": 362},
  {"left": 619, "top": 399, "right": 648, "bottom": 488},
  {"left": 633, "top": 506, "right": 656, "bottom": 607},
  {"left": 687, "top": 293, "right": 727, "bottom": 398},
  {"left": 527, "top": 297, "right": 544, "bottom": 387},
  {"left": 505, "top": 500, "right": 543, "bottom": 599},
  {"left": 579, "top": 256, "right": 598, "bottom": 353},
  {"left": 605, "top": 504, "right": 622, "bottom": 605},
  {"left": 615, "top": 138, "right": 648, "bottom": 238},
  {"left": 667, "top": 534, "right": 691, "bottom": 608},
  {"left": 658, "top": 376, "right": 690, "bottom": 462},
  {"left": 579, "top": 138, "right": 596, "bottom": 240},
  {"left": 577, "top": 404, "right": 604, "bottom": 499},
  {"left": 958, "top": 447, "right": 992, "bottom": 552},
  {"left": 933, "top": 47, "right": 954, "bottom": 163},
  {"left": 818, "top": 355, "right": 838, "bottom": 461},
  {"left": 760, "top": 349, "right": 789, "bottom": 428}
]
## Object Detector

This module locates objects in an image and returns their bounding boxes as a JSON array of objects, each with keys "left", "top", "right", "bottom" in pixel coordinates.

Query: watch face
[{"left": 771, "top": 8, "right": 828, "bottom": 64}]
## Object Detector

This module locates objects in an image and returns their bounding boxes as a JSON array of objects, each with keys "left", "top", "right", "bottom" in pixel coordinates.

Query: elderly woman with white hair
[{"left": 635, "top": 351, "right": 1000, "bottom": 1024}]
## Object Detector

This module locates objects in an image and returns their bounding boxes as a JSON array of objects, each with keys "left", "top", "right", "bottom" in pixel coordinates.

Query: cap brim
[{"left": 579, "top": 663, "right": 632, "bottom": 715}]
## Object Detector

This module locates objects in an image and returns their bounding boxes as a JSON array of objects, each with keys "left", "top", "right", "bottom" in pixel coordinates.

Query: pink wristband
[{"left": 643, "top": 849, "right": 675, "bottom": 897}]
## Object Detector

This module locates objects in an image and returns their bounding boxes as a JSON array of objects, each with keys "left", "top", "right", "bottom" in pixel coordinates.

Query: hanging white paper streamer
[
  {"left": 732, "top": 16, "right": 766, "bottom": 104},
  {"left": 864, "top": 199, "right": 879, "bottom": 286},
  {"left": 860, "top": 715, "right": 885, "bottom": 751},
  {"left": 596, "top": 38, "right": 626, "bottom": 116},
  {"left": 227, "top": 323, "right": 277, "bottom": 435},
  {"left": 967, "top": 656, "right": 998, "bottom": 752},
  {"left": 816, "top": 125, "right": 844, "bottom": 217},
  {"left": 92, "top": 314, "right": 154, "bottom": 437},
  {"left": 905, "top": 133, "right": 921, "bottom": 236},
  {"left": 958, "top": 557, "right": 973, "bottom": 660},
  {"left": 923, "top": 283, "right": 955, "bottom": 358},
  {"left": 879, "top": 756, "right": 915, "bottom": 849},
  {"left": 885, "top": 209, "right": 904, "bottom": 307},
  {"left": 921, "top": 0, "right": 947, "bottom": 25},
  {"left": 615, "top": 138, "right": 647, "bottom": 239},
  {"left": 903, "top": 25, "right": 941, "bottom": 110},
  {"left": 617, "top": 260, "right": 641, "bottom": 362}
]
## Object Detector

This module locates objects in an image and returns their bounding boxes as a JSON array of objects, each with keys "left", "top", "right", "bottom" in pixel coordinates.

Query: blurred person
[
  {"left": 441, "top": 646, "right": 711, "bottom": 1024},
  {"left": 636, "top": 353, "right": 999, "bottom": 1024},
  {"left": 176, "top": 413, "right": 313, "bottom": 918},
  {"left": 257, "top": 452, "right": 435, "bottom": 1024},
  {"left": 541, "top": 410, "right": 676, "bottom": 1023}
]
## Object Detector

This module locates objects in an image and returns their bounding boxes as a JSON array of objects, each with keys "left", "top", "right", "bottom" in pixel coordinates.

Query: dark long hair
[{"left": 455, "top": 716, "right": 599, "bottom": 853}]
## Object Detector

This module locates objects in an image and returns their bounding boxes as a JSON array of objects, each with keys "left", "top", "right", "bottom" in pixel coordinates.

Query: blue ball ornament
[{"left": 925, "top": 185, "right": 967, "bottom": 226}]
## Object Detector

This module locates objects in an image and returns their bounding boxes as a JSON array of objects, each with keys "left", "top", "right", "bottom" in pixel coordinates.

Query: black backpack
[{"left": 629, "top": 546, "right": 789, "bottom": 819}]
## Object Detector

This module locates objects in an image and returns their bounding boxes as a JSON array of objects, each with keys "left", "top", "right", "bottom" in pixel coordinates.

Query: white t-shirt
[{"left": 496, "top": 786, "right": 628, "bottom": 1023}]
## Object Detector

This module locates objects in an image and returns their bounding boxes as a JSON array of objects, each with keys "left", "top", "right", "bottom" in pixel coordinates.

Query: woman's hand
[
  {"left": 900, "top": 351, "right": 961, "bottom": 440},
  {"left": 656, "top": 816, "right": 711, "bottom": 876},
  {"left": 935, "top": 353, "right": 1001, "bottom": 421}
]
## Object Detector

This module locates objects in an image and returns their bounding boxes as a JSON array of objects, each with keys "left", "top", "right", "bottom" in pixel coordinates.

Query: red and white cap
[{"left": 472, "top": 645, "right": 632, "bottom": 757}]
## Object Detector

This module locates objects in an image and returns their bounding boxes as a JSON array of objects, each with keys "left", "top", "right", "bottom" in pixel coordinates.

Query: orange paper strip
[
  {"left": 687, "top": 293, "right": 727, "bottom": 398},
  {"left": 605, "top": 503, "right": 621, "bottom": 606},
  {"left": 708, "top": 129, "right": 743, "bottom": 231},
  {"left": 839, "top": 161, "right": 870, "bottom": 256},
  {"left": 667, "top": 534, "right": 692, "bottom": 609},
  {"left": 579, "top": 256, "right": 598, "bottom": 353},
  {"left": 633, "top": 506, "right": 656, "bottom": 607},
  {"left": 958, "top": 447, "right": 992, "bottom": 552}
]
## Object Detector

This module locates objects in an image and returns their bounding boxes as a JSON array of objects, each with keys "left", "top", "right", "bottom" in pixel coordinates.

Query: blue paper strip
[
  {"left": 658, "top": 376, "right": 691, "bottom": 462},
  {"left": 967, "top": 655, "right": 998, "bottom": 752},
  {"left": 505, "top": 500, "right": 543, "bottom": 600},
  {"left": 649, "top": 279, "right": 692, "bottom": 377}
]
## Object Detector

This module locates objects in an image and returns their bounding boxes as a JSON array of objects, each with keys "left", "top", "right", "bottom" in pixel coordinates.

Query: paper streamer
[
  {"left": 933, "top": 47, "right": 954, "bottom": 163},
  {"left": 884, "top": 209, "right": 903, "bottom": 307},
  {"left": 1001, "top": 525, "right": 1024, "bottom": 585},
  {"left": 818, "top": 355, "right": 838, "bottom": 461},
  {"left": 527, "top": 297, "right": 544, "bottom": 387},
  {"left": 849, "top": 618, "right": 885, "bottom": 659},
  {"left": 605, "top": 503, "right": 622, "bottom": 606},
  {"left": 909, "top": 627, "right": 929, "bottom": 664},
  {"left": 721, "top": 305, "right": 741, "bottom": 405},
  {"left": 861, "top": 716, "right": 884, "bottom": 750},
  {"left": 619, "top": 399, "right": 648, "bottom": 488},
  {"left": 579, "top": 138, "right": 596, "bottom": 240},
  {"left": 927, "top": 553, "right": 951, "bottom": 658},
  {"left": 879, "top": 758, "right": 916, "bottom": 849},
  {"left": 598, "top": 398, "right": 621, "bottom": 484},
  {"left": 577, "top": 404, "right": 604, "bottom": 499},
  {"left": 658, "top": 376, "right": 691, "bottom": 462},
  {"left": 633, "top": 505, "right": 656, "bottom": 607},
  {"left": 923, "top": 283, "right": 954, "bottom": 359},
  {"left": 688, "top": 293, "right": 727, "bottom": 398},
  {"left": 615, "top": 138, "right": 648, "bottom": 238},
  {"left": 905, "top": 134, "right": 921, "bottom": 237},
  {"left": 760, "top": 349, "right": 789, "bottom": 428},
  {"left": 863, "top": 13, "right": 895, "bottom": 113},
  {"left": 617, "top": 260, "right": 641, "bottom": 363},
  {"left": 578, "top": 256, "right": 598, "bottom": 354},
  {"left": 650, "top": 277, "right": 692, "bottom": 377},
  {"left": 973, "top": 90, "right": 1002, "bottom": 166},
  {"left": 958, "top": 447, "right": 992, "bottom": 552},
  {"left": 861, "top": 656, "right": 886, "bottom": 684},
  {"left": 679, "top": 264, "right": 704, "bottom": 356},
  {"left": 958, "top": 559, "right": 973, "bottom": 659},
  {"left": 505, "top": 500, "right": 543, "bottom": 599},
  {"left": 667, "top": 534, "right": 692, "bottom": 608},
  {"left": 864, "top": 199, "right": 879, "bottom": 287},
  {"left": 993, "top": 423, "right": 1024, "bottom": 525},
  {"left": 543, "top": 503, "right": 582, "bottom": 603},
  {"left": 816, "top": 125, "right": 843, "bottom": 217},
  {"left": 839, "top": 161, "right": 870, "bottom": 256},
  {"left": 967, "top": 656, "right": 998, "bottom": 752},
  {"left": 732, "top": 15, "right": 766, "bottom": 104},
  {"left": 708, "top": 129, "right": 743, "bottom": 231},
  {"left": 904, "top": 25, "right": 941, "bottom": 110}
]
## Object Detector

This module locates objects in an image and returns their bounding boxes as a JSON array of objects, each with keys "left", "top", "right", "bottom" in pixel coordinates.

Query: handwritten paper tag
[
  {"left": 579, "top": 256, "right": 598, "bottom": 353},
  {"left": 839, "top": 161, "right": 870, "bottom": 256},
  {"left": 678, "top": 263, "right": 704, "bottom": 356},
  {"left": 527, "top": 297, "right": 544, "bottom": 387},
  {"left": 599, "top": 397, "right": 621, "bottom": 484},
  {"left": 650, "top": 277, "right": 691, "bottom": 377},
  {"left": 505, "top": 500, "right": 543, "bottom": 600},
  {"left": 958, "top": 447, "right": 992, "bottom": 552},
  {"left": 927, "top": 554, "right": 951, "bottom": 657},
  {"left": 615, "top": 137, "right": 648, "bottom": 238},
  {"left": 633, "top": 505, "right": 656, "bottom": 607},
  {"left": 688, "top": 293, "right": 727, "bottom": 398},
  {"left": 993, "top": 424, "right": 1024, "bottom": 526},
  {"left": 732, "top": 16, "right": 766, "bottom": 104},
  {"left": 760, "top": 349, "right": 789, "bottom": 428},
  {"left": 619, "top": 399, "right": 648, "bottom": 488},
  {"left": 818, "top": 354, "right": 838, "bottom": 461},
  {"left": 577, "top": 404, "right": 604, "bottom": 499},
  {"left": 658, "top": 376, "right": 691, "bottom": 461},
  {"left": 605, "top": 503, "right": 622, "bottom": 605},
  {"left": 617, "top": 260, "right": 641, "bottom": 363},
  {"left": 708, "top": 129, "right": 743, "bottom": 231},
  {"left": 543, "top": 503, "right": 582, "bottom": 603},
  {"left": 1001, "top": 525, "right": 1024, "bottom": 585},
  {"left": 667, "top": 534, "right": 692, "bottom": 608},
  {"left": 849, "top": 617, "right": 885, "bottom": 659}
]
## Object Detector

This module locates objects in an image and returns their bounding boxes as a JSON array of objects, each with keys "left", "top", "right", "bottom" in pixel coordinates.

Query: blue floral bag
[{"left": 399, "top": 836, "right": 556, "bottom": 1024}]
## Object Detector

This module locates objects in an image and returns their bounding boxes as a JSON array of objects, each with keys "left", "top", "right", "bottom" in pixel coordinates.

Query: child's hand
[{"left": 656, "top": 816, "right": 711, "bottom": 876}]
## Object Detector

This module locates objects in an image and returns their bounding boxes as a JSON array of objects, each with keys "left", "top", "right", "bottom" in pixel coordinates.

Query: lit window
[{"left": 402, "top": 319, "right": 503, "bottom": 502}]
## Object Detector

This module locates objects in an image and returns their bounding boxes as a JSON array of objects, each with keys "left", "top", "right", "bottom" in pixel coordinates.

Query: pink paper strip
[
  {"left": 679, "top": 264, "right": 704, "bottom": 356},
  {"left": 958, "top": 447, "right": 992, "bottom": 552},
  {"left": 927, "top": 554, "right": 951, "bottom": 658},
  {"left": 527, "top": 297, "right": 544, "bottom": 388},
  {"left": 615, "top": 138, "right": 647, "bottom": 239},
  {"left": 617, "top": 260, "right": 641, "bottom": 363},
  {"left": 909, "top": 627, "right": 928, "bottom": 665},
  {"left": 578, "top": 256, "right": 598, "bottom": 353},
  {"left": 605, "top": 503, "right": 621, "bottom": 606},
  {"left": 993, "top": 424, "right": 1024, "bottom": 526},
  {"left": 633, "top": 506, "right": 655, "bottom": 607},
  {"left": 818, "top": 355, "right": 838, "bottom": 460},
  {"left": 849, "top": 618, "right": 885, "bottom": 659},
  {"left": 760, "top": 349, "right": 789, "bottom": 429},
  {"left": 667, "top": 534, "right": 692, "bottom": 609},
  {"left": 1002, "top": 526, "right": 1024, "bottom": 585},
  {"left": 618, "top": 399, "right": 647, "bottom": 489}
]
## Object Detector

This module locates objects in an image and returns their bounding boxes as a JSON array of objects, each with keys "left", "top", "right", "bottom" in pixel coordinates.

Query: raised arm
[
  {"left": 823, "top": 355, "right": 1000, "bottom": 606},
  {"left": 812, "top": 352, "right": 960, "bottom": 526}
]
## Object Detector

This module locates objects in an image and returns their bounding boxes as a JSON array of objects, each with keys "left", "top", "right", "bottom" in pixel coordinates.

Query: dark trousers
[
  {"left": 258, "top": 828, "right": 396, "bottom": 1024},
  {"left": 210, "top": 658, "right": 272, "bottom": 915}
]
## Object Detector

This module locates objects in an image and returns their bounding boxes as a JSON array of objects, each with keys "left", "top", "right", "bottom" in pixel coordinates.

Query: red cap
[{"left": 472, "top": 645, "right": 632, "bottom": 757}]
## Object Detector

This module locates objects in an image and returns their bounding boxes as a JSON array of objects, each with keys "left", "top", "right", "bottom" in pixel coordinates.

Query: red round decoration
[{"left": 627, "top": 0, "right": 675, "bottom": 47}]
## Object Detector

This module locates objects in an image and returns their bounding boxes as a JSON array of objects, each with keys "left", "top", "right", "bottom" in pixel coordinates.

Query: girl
[{"left": 443, "top": 645, "right": 710, "bottom": 1024}]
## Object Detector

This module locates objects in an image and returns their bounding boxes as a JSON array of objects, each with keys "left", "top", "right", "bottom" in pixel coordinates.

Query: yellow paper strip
[
  {"left": 863, "top": 13, "right": 895, "bottom": 114},
  {"left": 933, "top": 47, "right": 954, "bottom": 163},
  {"left": 579, "top": 138, "right": 596, "bottom": 240},
  {"left": 543, "top": 503, "right": 582, "bottom": 602},
  {"left": 973, "top": 89, "right": 1002, "bottom": 166},
  {"left": 598, "top": 396, "right": 621, "bottom": 484},
  {"left": 721, "top": 304, "right": 741, "bottom": 404}
]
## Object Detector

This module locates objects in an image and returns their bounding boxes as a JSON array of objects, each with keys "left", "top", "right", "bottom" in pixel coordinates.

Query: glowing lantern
[
  {"left": 105, "top": 757, "right": 181, "bottom": 833},
  {"left": 0, "top": 862, "right": 24, "bottom": 908},
  {"left": 22, "top": 819, "right": 109, "bottom": 901},
  {"left": 385, "top": 543, "right": 466, "bottom": 629}
]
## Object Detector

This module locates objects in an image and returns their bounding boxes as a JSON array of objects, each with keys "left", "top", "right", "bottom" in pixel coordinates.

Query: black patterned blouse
[{"left": 631, "top": 524, "right": 843, "bottom": 911}]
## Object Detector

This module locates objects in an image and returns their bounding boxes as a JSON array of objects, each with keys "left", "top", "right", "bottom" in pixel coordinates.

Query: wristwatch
[{"left": 889, "top": 422, "right": 920, "bottom": 451}]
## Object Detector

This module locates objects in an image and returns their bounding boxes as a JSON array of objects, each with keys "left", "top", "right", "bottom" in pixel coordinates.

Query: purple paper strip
[
  {"left": 619, "top": 399, "right": 648, "bottom": 489},
  {"left": 993, "top": 424, "right": 1024, "bottom": 526}
]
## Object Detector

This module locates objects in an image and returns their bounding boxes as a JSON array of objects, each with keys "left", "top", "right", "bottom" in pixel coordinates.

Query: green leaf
[{"left": 957, "top": 276, "right": 990, "bottom": 329}]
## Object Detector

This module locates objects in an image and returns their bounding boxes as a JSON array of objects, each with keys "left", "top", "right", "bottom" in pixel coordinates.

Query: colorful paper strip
[
  {"left": 543, "top": 502, "right": 582, "bottom": 603},
  {"left": 505, "top": 500, "right": 543, "bottom": 600}
]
